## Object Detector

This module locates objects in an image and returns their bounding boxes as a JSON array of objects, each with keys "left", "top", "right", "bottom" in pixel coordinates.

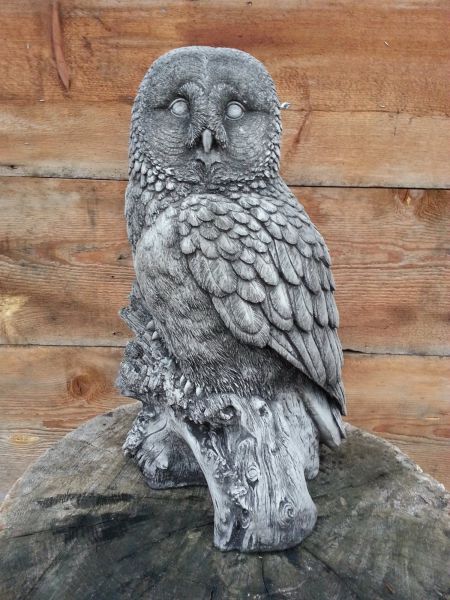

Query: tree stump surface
[{"left": 1, "top": 404, "right": 449, "bottom": 600}]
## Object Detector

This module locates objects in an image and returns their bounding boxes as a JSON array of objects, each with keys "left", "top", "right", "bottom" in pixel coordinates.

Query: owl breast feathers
[{"left": 178, "top": 191, "right": 345, "bottom": 413}]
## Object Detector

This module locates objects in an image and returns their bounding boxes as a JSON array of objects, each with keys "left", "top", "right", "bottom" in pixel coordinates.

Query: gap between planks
[
  {"left": 1, "top": 171, "right": 449, "bottom": 191},
  {"left": 0, "top": 343, "right": 448, "bottom": 359}
]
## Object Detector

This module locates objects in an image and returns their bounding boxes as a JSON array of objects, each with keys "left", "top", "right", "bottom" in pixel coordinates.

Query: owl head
[{"left": 131, "top": 47, "right": 282, "bottom": 187}]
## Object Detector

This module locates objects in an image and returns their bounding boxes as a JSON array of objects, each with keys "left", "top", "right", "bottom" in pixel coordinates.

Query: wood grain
[
  {"left": 0, "top": 346, "right": 448, "bottom": 499},
  {"left": 1, "top": 0, "right": 447, "bottom": 110},
  {"left": 0, "top": 177, "right": 133, "bottom": 346},
  {"left": 1, "top": 177, "right": 449, "bottom": 354},
  {"left": 0, "top": 346, "right": 132, "bottom": 500},
  {"left": 343, "top": 353, "right": 450, "bottom": 488},
  {"left": 0, "top": 0, "right": 449, "bottom": 186}
]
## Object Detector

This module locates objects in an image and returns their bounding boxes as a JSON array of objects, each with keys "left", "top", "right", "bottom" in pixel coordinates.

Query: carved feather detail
[
  {"left": 212, "top": 295, "right": 270, "bottom": 346},
  {"left": 178, "top": 192, "right": 345, "bottom": 410}
]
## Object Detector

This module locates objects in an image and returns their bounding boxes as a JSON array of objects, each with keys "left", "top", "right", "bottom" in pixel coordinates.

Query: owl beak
[{"left": 202, "top": 129, "right": 213, "bottom": 154}]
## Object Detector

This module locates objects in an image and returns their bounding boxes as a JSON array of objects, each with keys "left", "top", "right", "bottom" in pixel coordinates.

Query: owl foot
[
  {"left": 176, "top": 375, "right": 201, "bottom": 397},
  {"left": 144, "top": 318, "right": 162, "bottom": 343},
  {"left": 171, "top": 378, "right": 238, "bottom": 426}
]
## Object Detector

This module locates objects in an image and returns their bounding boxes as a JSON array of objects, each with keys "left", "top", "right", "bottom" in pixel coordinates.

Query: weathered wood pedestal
[{"left": 1, "top": 404, "right": 449, "bottom": 600}]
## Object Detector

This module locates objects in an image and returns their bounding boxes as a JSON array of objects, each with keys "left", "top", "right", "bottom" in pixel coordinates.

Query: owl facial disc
[{"left": 131, "top": 46, "right": 282, "bottom": 187}]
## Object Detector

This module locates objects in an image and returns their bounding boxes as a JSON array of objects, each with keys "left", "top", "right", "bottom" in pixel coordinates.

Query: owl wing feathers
[{"left": 179, "top": 192, "right": 345, "bottom": 415}]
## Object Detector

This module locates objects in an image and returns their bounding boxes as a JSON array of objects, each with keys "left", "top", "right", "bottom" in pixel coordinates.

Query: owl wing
[{"left": 179, "top": 192, "right": 345, "bottom": 414}]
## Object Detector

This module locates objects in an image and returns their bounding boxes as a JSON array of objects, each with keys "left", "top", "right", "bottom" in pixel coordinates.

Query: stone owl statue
[{"left": 118, "top": 46, "right": 346, "bottom": 553}]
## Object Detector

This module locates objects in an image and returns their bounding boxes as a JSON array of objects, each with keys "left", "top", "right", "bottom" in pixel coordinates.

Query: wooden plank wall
[{"left": 0, "top": 0, "right": 449, "bottom": 498}]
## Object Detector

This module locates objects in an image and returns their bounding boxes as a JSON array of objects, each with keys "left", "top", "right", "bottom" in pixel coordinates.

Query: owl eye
[
  {"left": 225, "top": 101, "right": 244, "bottom": 120},
  {"left": 170, "top": 98, "right": 189, "bottom": 117}
]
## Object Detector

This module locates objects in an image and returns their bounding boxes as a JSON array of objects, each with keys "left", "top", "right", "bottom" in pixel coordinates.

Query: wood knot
[
  {"left": 251, "top": 397, "right": 269, "bottom": 417},
  {"left": 67, "top": 368, "right": 106, "bottom": 401},
  {"left": 67, "top": 374, "right": 91, "bottom": 398},
  {"left": 246, "top": 464, "right": 260, "bottom": 484},
  {"left": 278, "top": 499, "right": 296, "bottom": 527}
]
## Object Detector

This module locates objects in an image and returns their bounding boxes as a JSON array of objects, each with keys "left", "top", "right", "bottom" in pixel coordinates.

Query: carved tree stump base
[
  {"left": 124, "top": 393, "right": 320, "bottom": 552},
  {"left": 1, "top": 404, "right": 449, "bottom": 600}
]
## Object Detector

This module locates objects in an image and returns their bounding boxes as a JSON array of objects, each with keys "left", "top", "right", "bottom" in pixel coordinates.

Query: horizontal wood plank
[
  {"left": 0, "top": 0, "right": 449, "bottom": 186},
  {"left": 2, "top": 0, "right": 448, "bottom": 111},
  {"left": 343, "top": 353, "right": 450, "bottom": 490},
  {"left": 0, "top": 177, "right": 133, "bottom": 346},
  {"left": 2, "top": 103, "right": 448, "bottom": 188},
  {"left": 1, "top": 177, "right": 449, "bottom": 354},
  {"left": 0, "top": 346, "right": 448, "bottom": 499}
]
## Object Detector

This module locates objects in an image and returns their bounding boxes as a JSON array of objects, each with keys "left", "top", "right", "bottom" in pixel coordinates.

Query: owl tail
[{"left": 302, "top": 381, "right": 346, "bottom": 449}]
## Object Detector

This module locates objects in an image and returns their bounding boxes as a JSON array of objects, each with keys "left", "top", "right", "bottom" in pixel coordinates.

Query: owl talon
[
  {"left": 155, "top": 453, "right": 169, "bottom": 470},
  {"left": 219, "top": 407, "right": 235, "bottom": 421},
  {"left": 196, "top": 386, "right": 202, "bottom": 397},
  {"left": 146, "top": 319, "right": 155, "bottom": 331},
  {"left": 180, "top": 375, "right": 186, "bottom": 387},
  {"left": 152, "top": 331, "right": 160, "bottom": 341},
  {"left": 184, "top": 380, "right": 194, "bottom": 395}
]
